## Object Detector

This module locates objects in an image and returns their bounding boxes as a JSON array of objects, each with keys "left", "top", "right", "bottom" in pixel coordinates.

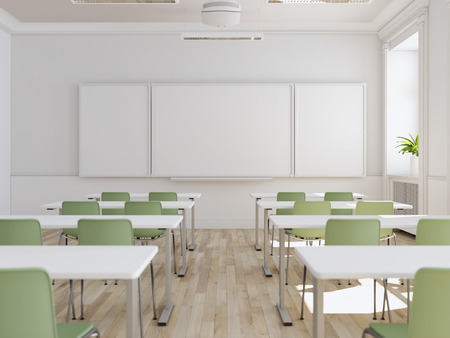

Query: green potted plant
[{"left": 396, "top": 134, "right": 419, "bottom": 176}]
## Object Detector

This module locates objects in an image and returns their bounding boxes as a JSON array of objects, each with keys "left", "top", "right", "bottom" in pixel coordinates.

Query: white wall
[
  {"left": 0, "top": 28, "right": 10, "bottom": 214},
  {"left": 10, "top": 32, "right": 383, "bottom": 227},
  {"left": 427, "top": 0, "right": 448, "bottom": 214}
]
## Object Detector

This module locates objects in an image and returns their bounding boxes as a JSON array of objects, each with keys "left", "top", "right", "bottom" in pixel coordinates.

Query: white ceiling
[{"left": 0, "top": 0, "right": 413, "bottom": 32}]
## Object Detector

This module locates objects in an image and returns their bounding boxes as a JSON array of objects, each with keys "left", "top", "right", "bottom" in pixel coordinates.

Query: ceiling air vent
[
  {"left": 71, "top": 0, "right": 178, "bottom": 4},
  {"left": 181, "top": 32, "right": 263, "bottom": 41}
]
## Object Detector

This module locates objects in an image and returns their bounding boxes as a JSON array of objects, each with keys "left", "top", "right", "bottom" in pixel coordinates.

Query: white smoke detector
[{"left": 201, "top": 1, "right": 241, "bottom": 27}]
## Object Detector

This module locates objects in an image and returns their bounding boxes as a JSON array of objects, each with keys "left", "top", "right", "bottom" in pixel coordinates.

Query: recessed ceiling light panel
[
  {"left": 71, "top": 0, "right": 178, "bottom": 4},
  {"left": 267, "top": 0, "right": 372, "bottom": 3}
]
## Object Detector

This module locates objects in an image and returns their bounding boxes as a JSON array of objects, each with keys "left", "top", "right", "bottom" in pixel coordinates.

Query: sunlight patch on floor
[{"left": 295, "top": 279, "right": 407, "bottom": 314}]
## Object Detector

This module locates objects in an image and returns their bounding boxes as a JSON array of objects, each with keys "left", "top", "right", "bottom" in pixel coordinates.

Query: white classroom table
[
  {"left": 0, "top": 214, "right": 182, "bottom": 326},
  {"left": 0, "top": 245, "right": 157, "bottom": 338},
  {"left": 259, "top": 201, "right": 413, "bottom": 277},
  {"left": 41, "top": 200, "right": 194, "bottom": 273},
  {"left": 269, "top": 214, "right": 438, "bottom": 328},
  {"left": 294, "top": 245, "right": 450, "bottom": 338},
  {"left": 85, "top": 193, "right": 201, "bottom": 251},
  {"left": 250, "top": 193, "right": 368, "bottom": 251}
]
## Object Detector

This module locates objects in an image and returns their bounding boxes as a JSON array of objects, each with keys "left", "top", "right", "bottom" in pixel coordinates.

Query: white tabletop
[
  {"left": 41, "top": 201, "right": 194, "bottom": 210},
  {"left": 0, "top": 215, "right": 183, "bottom": 230},
  {"left": 0, "top": 245, "right": 157, "bottom": 280},
  {"left": 295, "top": 245, "right": 450, "bottom": 280},
  {"left": 258, "top": 200, "right": 412, "bottom": 210},
  {"left": 85, "top": 193, "right": 201, "bottom": 200},
  {"left": 269, "top": 214, "right": 430, "bottom": 229},
  {"left": 250, "top": 192, "right": 368, "bottom": 200}
]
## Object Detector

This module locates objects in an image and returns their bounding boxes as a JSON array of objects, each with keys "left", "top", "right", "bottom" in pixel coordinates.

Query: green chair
[
  {"left": 101, "top": 192, "right": 130, "bottom": 215},
  {"left": 125, "top": 201, "right": 177, "bottom": 274},
  {"left": 362, "top": 268, "right": 450, "bottom": 338},
  {"left": 149, "top": 192, "right": 178, "bottom": 215},
  {"left": 285, "top": 201, "right": 331, "bottom": 285},
  {"left": 355, "top": 201, "right": 395, "bottom": 244},
  {"left": 0, "top": 268, "right": 99, "bottom": 338},
  {"left": 60, "top": 201, "right": 100, "bottom": 245},
  {"left": 0, "top": 219, "right": 43, "bottom": 245},
  {"left": 324, "top": 192, "right": 353, "bottom": 215},
  {"left": 77, "top": 219, "right": 153, "bottom": 337},
  {"left": 270, "top": 192, "right": 306, "bottom": 255},
  {"left": 415, "top": 219, "right": 450, "bottom": 245},
  {"left": 300, "top": 218, "right": 381, "bottom": 320}
]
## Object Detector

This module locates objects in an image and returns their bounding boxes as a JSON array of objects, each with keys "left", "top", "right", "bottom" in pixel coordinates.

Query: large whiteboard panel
[
  {"left": 79, "top": 84, "right": 150, "bottom": 177},
  {"left": 152, "top": 84, "right": 293, "bottom": 177},
  {"left": 295, "top": 84, "right": 365, "bottom": 177}
]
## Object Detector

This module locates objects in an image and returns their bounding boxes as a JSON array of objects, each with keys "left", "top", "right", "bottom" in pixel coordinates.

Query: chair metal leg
[
  {"left": 172, "top": 230, "right": 177, "bottom": 274},
  {"left": 138, "top": 277, "right": 144, "bottom": 338},
  {"left": 66, "top": 279, "right": 76, "bottom": 322},
  {"left": 286, "top": 232, "right": 291, "bottom": 286},
  {"left": 151, "top": 262, "right": 157, "bottom": 320},
  {"left": 81, "top": 279, "right": 85, "bottom": 320},
  {"left": 381, "top": 279, "right": 391, "bottom": 322},
  {"left": 300, "top": 265, "right": 307, "bottom": 320}
]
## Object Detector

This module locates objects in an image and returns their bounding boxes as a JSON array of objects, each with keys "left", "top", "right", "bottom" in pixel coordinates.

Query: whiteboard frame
[
  {"left": 151, "top": 83, "right": 295, "bottom": 178},
  {"left": 79, "top": 83, "right": 151, "bottom": 177},
  {"left": 294, "top": 83, "right": 366, "bottom": 177}
]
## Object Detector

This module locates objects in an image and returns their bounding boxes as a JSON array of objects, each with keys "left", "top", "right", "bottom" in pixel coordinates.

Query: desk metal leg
[
  {"left": 126, "top": 279, "right": 139, "bottom": 338},
  {"left": 178, "top": 210, "right": 188, "bottom": 277},
  {"left": 277, "top": 227, "right": 292, "bottom": 325},
  {"left": 313, "top": 278, "right": 325, "bottom": 338},
  {"left": 158, "top": 230, "right": 174, "bottom": 326},
  {"left": 189, "top": 198, "right": 196, "bottom": 251},
  {"left": 262, "top": 209, "right": 272, "bottom": 277},
  {"left": 254, "top": 198, "right": 261, "bottom": 251}
]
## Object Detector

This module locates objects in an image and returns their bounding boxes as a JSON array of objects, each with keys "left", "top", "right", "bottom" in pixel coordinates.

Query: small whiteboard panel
[
  {"left": 79, "top": 84, "right": 150, "bottom": 177},
  {"left": 295, "top": 84, "right": 365, "bottom": 177},
  {"left": 152, "top": 84, "right": 293, "bottom": 177}
]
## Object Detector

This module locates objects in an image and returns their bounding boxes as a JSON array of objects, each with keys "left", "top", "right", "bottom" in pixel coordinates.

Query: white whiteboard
[
  {"left": 295, "top": 84, "right": 365, "bottom": 177},
  {"left": 79, "top": 84, "right": 151, "bottom": 177},
  {"left": 152, "top": 84, "right": 294, "bottom": 177}
]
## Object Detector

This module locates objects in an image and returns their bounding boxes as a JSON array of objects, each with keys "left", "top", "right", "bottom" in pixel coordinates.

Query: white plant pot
[{"left": 410, "top": 156, "right": 419, "bottom": 176}]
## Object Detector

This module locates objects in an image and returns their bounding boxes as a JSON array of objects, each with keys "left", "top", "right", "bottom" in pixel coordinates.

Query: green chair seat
[
  {"left": 0, "top": 219, "right": 43, "bottom": 245},
  {"left": 124, "top": 201, "right": 166, "bottom": 239},
  {"left": 356, "top": 201, "right": 395, "bottom": 241},
  {"left": 289, "top": 201, "right": 331, "bottom": 239},
  {"left": 149, "top": 192, "right": 178, "bottom": 215},
  {"left": 61, "top": 201, "right": 101, "bottom": 243},
  {"left": 416, "top": 219, "right": 450, "bottom": 245},
  {"left": 56, "top": 323, "right": 98, "bottom": 338}
]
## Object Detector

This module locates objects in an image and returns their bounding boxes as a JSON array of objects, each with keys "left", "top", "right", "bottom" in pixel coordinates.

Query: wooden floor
[{"left": 44, "top": 229, "right": 416, "bottom": 338}]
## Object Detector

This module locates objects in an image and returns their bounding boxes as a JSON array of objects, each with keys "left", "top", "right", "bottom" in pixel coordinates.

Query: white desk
[
  {"left": 250, "top": 193, "right": 368, "bottom": 251},
  {"left": 294, "top": 246, "right": 450, "bottom": 338},
  {"left": 41, "top": 201, "right": 193, "bottom": 276},
  {"left": 269, "top": 214, "right": 434, "bottom": 327},
  {"left": 0, "top": 245, "right": 157, "bottom": 338},
  {"left": 259, "top": 201, "right": 413, "bottom": 277},
  {"left": 84, "top": 193, "right": 201, "bottom": 251},
  {"left": 0, "top": 214, "right": 182, "bottom": 326}
]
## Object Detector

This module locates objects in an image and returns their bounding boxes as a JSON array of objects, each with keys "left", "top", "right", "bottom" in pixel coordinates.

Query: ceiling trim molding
[{"left": 378, "top": 0, "right": 429, "bottom": 43}]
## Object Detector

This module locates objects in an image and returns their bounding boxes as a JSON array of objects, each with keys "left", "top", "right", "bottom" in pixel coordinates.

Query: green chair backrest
[
  {"left": 416, "top": 219, "right": 450, "bottom": 245},
  {"left": 289, "top": 201, "right": 331, "bottom": 238},
  {"left": 101, "top": 192, "right": 130, "bottom": 215},
  {"left": 408, "top": 268, "right": 450, "bottom": 337},
  {"left": 149, "top": 192, "right": 178, "bottom": 215},
  {"left": 125, "top": 201, "right": 165, "bottom": 239},
  {"left": 325, "top": 219, "right": 380, "bottom": 245},
  {"left": 324, "top": 192, "right": 353, "bottom": 215},
  {"left": 62, "top": 201, "right": 100, "bottom": 215},
  {"left": 0, "top": 268, "right": 58, "bottom": 338},
  {"left": 355, "top": 201, "right": 393, "bottom": 238},
  {"left": 62, "top": 202, "right": 100, "bottom": 238},
  {"left": 0, "top": 219, "right": 43, "bottom": 245},
  {"left": 78, "top": 219, "right": 134, "bottom": 245},
  {"left": 125, "top": 201, "right": 162, "bottom": 215},
  {"left": 277, "top": 192, "right": 306, "bottom": 215},
  {"left": 355, "top": 201, "right": 394, "bottom": 215}
]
